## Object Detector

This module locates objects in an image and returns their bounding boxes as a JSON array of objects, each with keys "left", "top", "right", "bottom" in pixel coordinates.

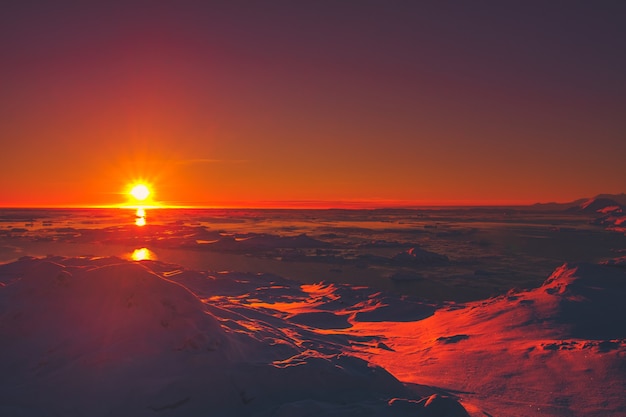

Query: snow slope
[
  {"left": 349, "top": 262, "right": 626, "bottom": 417},
  {"left": 0, "top": 256, "right": 469, "bottom": 417}
]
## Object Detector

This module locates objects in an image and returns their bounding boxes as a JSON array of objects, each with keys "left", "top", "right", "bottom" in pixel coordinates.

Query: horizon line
[{"left": 0, "top": 197, "right": 588, "bottom": 210}]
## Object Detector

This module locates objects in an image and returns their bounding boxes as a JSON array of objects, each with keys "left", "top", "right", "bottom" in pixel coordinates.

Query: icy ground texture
[{"left": 0, "top": 256, "right": 469, "bottom": 417}]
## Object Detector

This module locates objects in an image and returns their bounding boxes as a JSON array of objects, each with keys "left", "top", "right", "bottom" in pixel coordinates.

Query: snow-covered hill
[{"left": 0, "top": 256, "right": 468, "bottom": 417}]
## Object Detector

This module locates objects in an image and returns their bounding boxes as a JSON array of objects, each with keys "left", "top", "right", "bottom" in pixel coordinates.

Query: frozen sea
[{"left": 1, "top": 206, "right": 624, "bottom": 302}]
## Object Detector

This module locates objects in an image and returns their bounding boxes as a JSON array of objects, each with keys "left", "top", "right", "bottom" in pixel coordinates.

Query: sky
[{"left": 1, "top": 1, "right": 625, "bottom": 207}]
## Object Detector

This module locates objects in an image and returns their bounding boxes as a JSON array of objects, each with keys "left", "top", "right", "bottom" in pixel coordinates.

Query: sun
[{"left": 130, "top": 184, "right": 150, "bottom": 201}]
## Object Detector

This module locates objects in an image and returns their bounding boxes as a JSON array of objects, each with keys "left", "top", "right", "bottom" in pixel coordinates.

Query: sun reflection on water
[
  {"left": 131, "top": 247, "right": 156, "bottom": 261},
  {"left": 135, "top": 207, "right": 147, "bottom": 226}
]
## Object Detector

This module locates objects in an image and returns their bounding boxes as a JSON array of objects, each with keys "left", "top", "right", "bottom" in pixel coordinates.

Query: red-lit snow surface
[
  {"left": 349, "top": 263, "right": 626, "bottom": 416},
  {"left": 1, "top": 257, "right": 625, "bottom": 416}
]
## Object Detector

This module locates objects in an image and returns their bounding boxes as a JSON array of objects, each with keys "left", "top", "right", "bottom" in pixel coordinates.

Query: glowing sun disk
[{"left": 130, "top": 184, "right": 150, "bottom": 201}]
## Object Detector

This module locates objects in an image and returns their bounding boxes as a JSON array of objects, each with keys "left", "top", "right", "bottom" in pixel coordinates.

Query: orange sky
[{"left": 1, "top": 2, "right": 625, "bottom": 208}]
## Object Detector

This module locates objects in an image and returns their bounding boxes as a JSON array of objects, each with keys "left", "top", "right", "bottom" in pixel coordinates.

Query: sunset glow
[
  {"left": 2, "top": 3, "right": 625, "bottom": 416},
  {"left": 0, "top": 4, "right": 624, "bottom": 208}
]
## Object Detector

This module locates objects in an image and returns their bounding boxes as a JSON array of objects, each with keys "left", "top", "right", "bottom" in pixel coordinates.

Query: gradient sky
[{"left": 1, "top": 1, "right": 625, "bottom": 207}]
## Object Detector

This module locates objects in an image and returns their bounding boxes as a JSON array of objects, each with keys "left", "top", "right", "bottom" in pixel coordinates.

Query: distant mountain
[
  {"left": 591, "top": 193, "right": 626, "bottom": 206},
  {"left": 530, "top": 199, "right": 587, "bottom": 211},
  {"left": 577, "top": 197, "right": 624, "bottom": 214},
  {"left": 532, "top": 193, "right": 626, "bottom": 213}
]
